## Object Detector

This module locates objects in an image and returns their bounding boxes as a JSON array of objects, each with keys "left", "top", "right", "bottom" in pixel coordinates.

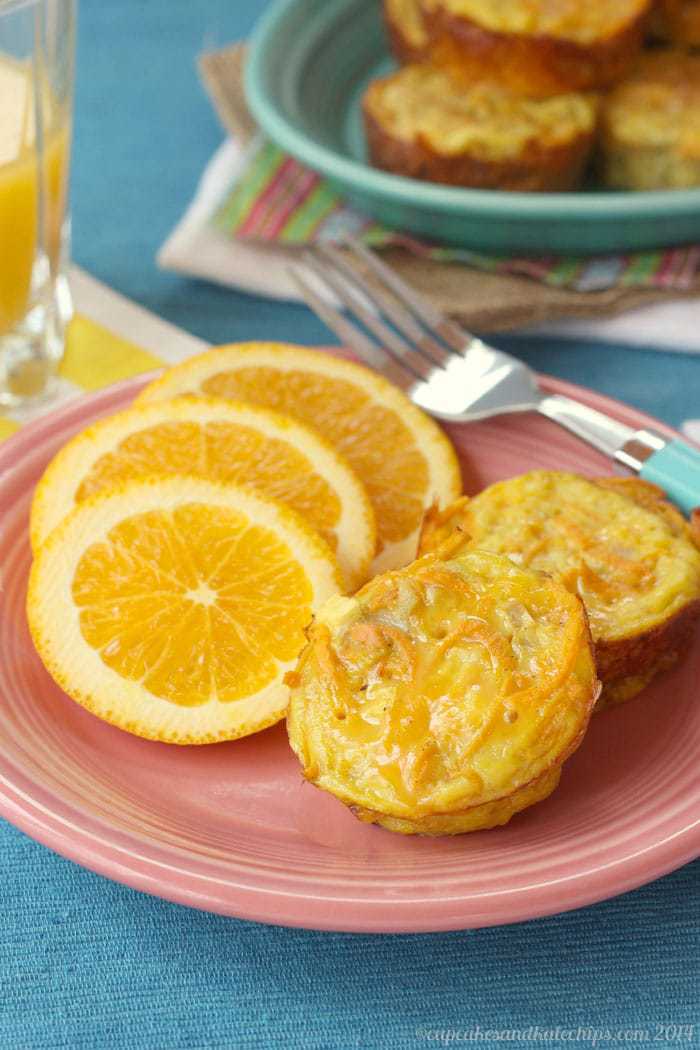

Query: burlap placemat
[{"left": 199, "top": 44, "right": 700, "bottom": 331}]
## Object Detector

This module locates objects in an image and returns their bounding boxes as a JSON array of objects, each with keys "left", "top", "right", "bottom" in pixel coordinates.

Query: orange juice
[{"left": 0, "top": 56, "right": 71, "bottom": 337}]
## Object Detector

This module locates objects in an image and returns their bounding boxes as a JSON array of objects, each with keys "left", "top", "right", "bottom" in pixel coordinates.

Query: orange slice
[
  {"left": 136, "top": 344, "right": 462, "bottom": 572},
  {"left": 27, "top": 476, "right": 342, "bottom": 743},
  {"left": 30, "top": 397, "right": 375, "bottom": 590}
]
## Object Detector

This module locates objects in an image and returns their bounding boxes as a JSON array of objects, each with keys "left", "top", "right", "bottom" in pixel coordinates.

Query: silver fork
[{"left": 289, "top": 240, "right": 700, "bottom": 516}]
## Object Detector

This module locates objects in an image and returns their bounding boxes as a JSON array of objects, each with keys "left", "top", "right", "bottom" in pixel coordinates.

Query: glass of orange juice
[{"left": 0, "top": 0, "right": 74, "bottom": 405}]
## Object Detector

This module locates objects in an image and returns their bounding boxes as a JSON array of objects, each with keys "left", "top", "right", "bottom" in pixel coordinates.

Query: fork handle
[
  {"left": 639, "top": 441, "right": 700, "bottom": 517},
  {"left": 538, "top": 395, "right": 700, "bottom": 516},
  {"left": 537, "top": 394, "right": 632, "bottom": 459}
]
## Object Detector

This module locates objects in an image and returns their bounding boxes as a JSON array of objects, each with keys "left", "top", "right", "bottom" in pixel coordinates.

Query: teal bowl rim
[{"left": 245, "top": 0, "right": 700, "bottom": 222}]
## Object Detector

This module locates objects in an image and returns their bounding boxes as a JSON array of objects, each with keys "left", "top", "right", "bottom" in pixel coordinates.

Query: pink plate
[{"left": 0, "top": 368, "right": 698, "bottom": 932}]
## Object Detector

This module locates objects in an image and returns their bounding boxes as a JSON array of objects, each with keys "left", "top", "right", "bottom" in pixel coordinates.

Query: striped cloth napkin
[{"left": 213, "top": 138, "right": 700, "bottom": 295}]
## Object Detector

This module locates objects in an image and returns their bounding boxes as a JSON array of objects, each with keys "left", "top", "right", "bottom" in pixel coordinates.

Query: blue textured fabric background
[{"left": 1, "top": 3, "right": 699, "bottom": 1047}]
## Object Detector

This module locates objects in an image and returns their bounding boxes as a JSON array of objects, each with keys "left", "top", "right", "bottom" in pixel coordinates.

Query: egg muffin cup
[
  {"left": 421, "top": 0, "right": 652, "bottom": 97},
  {"left": 363, "top": 64, "right": 599, "bottom": 191},
  {"left": 600, "top": 49, "right": 700, "bottom": 190},
  {"left": 288, "top": 549, "right": 598, "bottom": 836},
  {"left": 420, "top": 472, "right": 700, "bottom": 707}
]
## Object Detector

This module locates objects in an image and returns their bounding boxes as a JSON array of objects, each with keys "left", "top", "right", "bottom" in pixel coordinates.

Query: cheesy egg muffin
[
  {"left": 600, "top": 49, "right": 700, "bottom": 190},
  {"left": 419, "top": 471, "right": 700, "bottom": 706},
  {"left": 287, "top": 549, "right": 598, "bottom": 836},
  {"left": 363, "top": 64, "right": 599, "bottom": 191},
  {"left": 420, "top": 0, "right": 652, "bottom": 97}
]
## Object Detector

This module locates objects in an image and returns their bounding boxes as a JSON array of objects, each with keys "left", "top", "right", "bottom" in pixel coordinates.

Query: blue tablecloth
[{"left": 2, "top": 2, "right": 699, "bottom": 1047}]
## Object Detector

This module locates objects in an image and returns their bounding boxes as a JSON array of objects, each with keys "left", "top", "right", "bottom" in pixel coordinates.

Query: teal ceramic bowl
[{"left": 245, "top": 0, "right": 700, "bottom": 256}]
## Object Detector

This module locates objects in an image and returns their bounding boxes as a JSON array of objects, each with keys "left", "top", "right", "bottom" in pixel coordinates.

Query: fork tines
[{"left": 288, "top": 239, "right": 471, "bottom": 392}]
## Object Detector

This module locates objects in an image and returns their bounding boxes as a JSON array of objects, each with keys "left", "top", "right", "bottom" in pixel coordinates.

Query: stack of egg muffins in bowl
[{"left": 363, "top": 0, "right": 700, "bottom": 191}]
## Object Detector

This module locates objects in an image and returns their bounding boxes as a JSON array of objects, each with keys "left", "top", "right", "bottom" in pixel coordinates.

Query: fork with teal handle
[{"left": 290, "top": 240, "right": 700, "bottom": 516}]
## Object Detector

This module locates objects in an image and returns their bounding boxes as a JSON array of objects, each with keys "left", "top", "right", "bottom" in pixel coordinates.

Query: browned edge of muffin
[
  {"left": 363, "top": 92, "right": 596, "bottom": 191},
  {"left": 422, "top": 2, "right": 651, "bottom": 96}
]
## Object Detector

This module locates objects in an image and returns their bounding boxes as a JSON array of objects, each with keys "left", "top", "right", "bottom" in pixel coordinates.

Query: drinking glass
[{"left": 0, "top": 0, "right": 74, "bottom": 406}]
